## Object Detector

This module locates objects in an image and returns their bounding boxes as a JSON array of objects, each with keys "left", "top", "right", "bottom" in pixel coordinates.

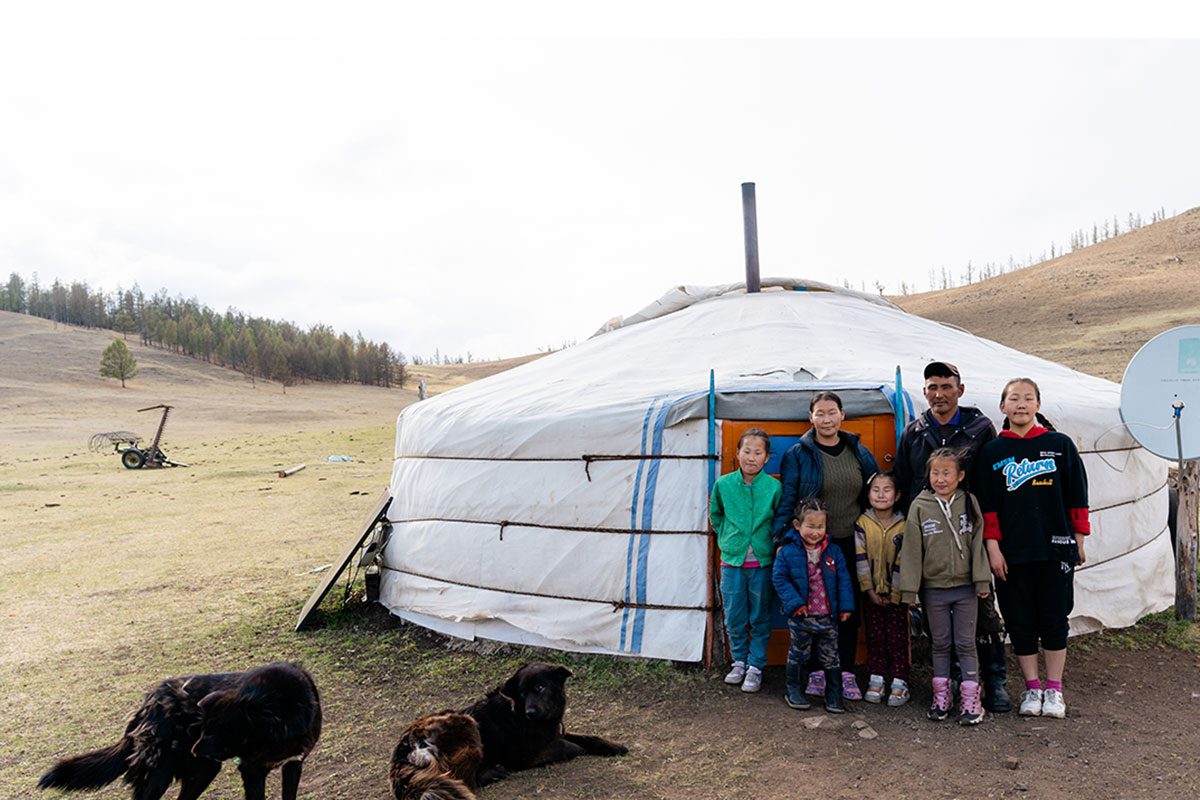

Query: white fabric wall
[{"left": 384, "top": 419, "right": 712, "bottom": 660}]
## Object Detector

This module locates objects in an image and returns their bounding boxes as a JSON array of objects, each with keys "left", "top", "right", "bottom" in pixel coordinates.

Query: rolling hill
[{"left": 893, "top": 207, "right": 1200, "bottom": 381}]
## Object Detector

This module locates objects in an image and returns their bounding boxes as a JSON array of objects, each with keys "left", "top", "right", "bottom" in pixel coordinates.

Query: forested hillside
[{"left": 0, "top": 275, "right": 405, "bottom": 388}]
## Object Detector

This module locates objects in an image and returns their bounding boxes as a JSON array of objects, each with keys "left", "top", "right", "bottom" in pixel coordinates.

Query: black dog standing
[
  {"left": 465, "top": 663, "right": 627, "bottom": 786},
  {"left": 38, "top": 662, "right": 321, "bottom": 800}
]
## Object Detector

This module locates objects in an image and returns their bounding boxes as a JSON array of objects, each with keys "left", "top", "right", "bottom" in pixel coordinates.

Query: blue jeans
[{"left": 720, "top": 565, "right": 773, "bottom": 669}]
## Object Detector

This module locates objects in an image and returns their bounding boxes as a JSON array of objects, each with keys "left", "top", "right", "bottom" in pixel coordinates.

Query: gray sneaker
[
  {"left": 724, "top": 662, "right": 747, "bottom": 685},
  {"left": 741, "top": 666, "right": 763, "bottom": 693}
]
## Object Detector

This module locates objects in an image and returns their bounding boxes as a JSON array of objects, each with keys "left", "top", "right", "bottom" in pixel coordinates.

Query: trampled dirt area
[{"left": 1, "top": 289, "right": 1198, "bottom": 800}]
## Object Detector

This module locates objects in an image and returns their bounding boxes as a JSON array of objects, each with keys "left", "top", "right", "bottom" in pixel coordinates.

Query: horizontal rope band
[
  {"left": 381, "top": 565, "right": 711, "bottom": 612},
  {"left": 393, "top": 453, "right": 716, "bottom": 481},
  {"left": 1089, "top": 480, "right": 1168, "bottom": 514},
  {"left": 1079, "top": 445, "right": 1141, "bottom": 455},
  {"left": 1076, "top": 523, "right": 1169, "bottom": 572},
  {"left": 394, "top": 453, "right": 715, "bottom": 462},
  {"left": 389, "top": 517, "right": 709, "bottom": 538}
]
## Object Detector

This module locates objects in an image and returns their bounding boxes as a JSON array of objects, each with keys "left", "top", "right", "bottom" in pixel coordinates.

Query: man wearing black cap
[
  {"left": 894, "top": 362, "right": 996, "bottom": 508},
  {"left": 894, "top": 361, "right": 1011, "bottom": 712}
]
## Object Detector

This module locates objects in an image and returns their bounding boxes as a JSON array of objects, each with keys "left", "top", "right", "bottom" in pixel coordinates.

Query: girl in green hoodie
[{"left": 709, "top": 428, "right": 782, "bottom": 693}]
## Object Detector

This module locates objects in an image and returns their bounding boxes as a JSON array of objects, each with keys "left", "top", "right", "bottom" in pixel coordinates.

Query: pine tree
[
  {"left": 113, "top": 310, "right": 136, "bottom": 339},
  {"left": 99, "top": 339, "right": 138, "bottom": 387}
]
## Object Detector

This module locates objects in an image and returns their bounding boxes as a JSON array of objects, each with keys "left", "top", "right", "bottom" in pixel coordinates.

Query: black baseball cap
[{"left": 923, "top": 361, "right": 961, "bottom": 380}]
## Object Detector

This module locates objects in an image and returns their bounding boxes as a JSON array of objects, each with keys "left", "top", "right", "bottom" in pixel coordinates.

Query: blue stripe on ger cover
[
  {"left": 630, "top": 401, "right": 671, "bottom": 652},
  {"left": 631, "top": 389, "right": 709, "bottom": 653},
  {"left": 621, "top": 396, "right": 661, "bottom": 651}
]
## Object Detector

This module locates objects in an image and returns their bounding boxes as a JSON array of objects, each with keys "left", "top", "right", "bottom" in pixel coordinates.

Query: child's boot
[
  {"left": 824, "top": 669, "right": 846, "bottom": 714},
  {"left": 785, "top": 663, "right": 811, "bottom": 710},
  {"left": 982, "top": 635, "right": 1012, "bottom": 713},
  {"left": 927, "top": 676, "right": 951, "bottom": 721},
  {"left": 887, "top": 678, "right": 911, "bottom": 707},
  {"left": 864, "top": 674, "right": 886, "bottom": 704},
  {"left": 958, "top": 679, "right": 985, "bottom": 726}
]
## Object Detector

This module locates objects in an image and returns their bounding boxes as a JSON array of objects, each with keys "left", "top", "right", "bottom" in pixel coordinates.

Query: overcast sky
[{"left": 2, "top": 16, "right": 1198, "bottom": 359}]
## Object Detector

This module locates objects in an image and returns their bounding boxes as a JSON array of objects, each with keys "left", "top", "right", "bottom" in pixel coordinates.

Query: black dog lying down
[
  {"left": 464, "top": 662, "right": 628, "bottom": 786},
  {"left": 38, "top": 662, "right": 321, "bottom": 800}
]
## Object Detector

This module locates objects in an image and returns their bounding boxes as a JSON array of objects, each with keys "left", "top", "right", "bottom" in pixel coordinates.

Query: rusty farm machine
[{"left": 89, "top": 404, "right": 189, "bottom": 469}]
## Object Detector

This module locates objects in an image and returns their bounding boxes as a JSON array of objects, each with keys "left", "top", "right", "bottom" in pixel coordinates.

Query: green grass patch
[
  {"left": 1074, "top": 608, "right": 1200, "bottom": 653},
  {"left": 304, "top": 583, "right": 701, "bottom": 699}
]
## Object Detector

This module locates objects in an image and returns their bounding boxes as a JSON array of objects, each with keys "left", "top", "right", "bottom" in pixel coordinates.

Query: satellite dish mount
[{"left": 1121, "top": 326, "right": 1200, "bottom": 622}]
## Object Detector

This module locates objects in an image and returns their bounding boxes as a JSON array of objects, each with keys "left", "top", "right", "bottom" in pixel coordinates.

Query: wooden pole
[
  {"left": 704, "top": 370, "right": 717, "bottom": 669},
  {"left": 1176, "top": 460, "right": 1198, "bottom": 621},
  {"left": 278, "top": 463, "right": 307, "bottom": 478}
]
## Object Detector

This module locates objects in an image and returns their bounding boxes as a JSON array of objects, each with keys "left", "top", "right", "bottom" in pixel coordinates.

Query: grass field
[
  {"left": 0, "top": 412, "right": 685, "bottom": 800},
  {"left": 4, "top": 275, "right": 1200, "bottom": 800}
]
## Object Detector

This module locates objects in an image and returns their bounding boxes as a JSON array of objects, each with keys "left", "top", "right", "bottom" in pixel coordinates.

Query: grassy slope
[{"left": 893, "top": 207, "right": 1200, "bottom": 381}]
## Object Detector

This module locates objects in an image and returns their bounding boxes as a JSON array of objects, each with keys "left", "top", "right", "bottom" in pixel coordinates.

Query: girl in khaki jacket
[
  {"left": 853, "top": 472, "right": 910, "bottom": 706},
  {"left": 898, "top": 448, "right": 992, "bottom": 726}
]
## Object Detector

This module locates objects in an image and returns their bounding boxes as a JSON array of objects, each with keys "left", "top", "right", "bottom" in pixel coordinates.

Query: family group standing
[{"left": 709, "top": 362, "right": 1091, "bottom": 724}]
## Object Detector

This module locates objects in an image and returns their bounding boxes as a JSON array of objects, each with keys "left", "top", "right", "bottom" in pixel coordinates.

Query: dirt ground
[{"left": 2, "top": 312, "right": 1199, "bottom": 800}]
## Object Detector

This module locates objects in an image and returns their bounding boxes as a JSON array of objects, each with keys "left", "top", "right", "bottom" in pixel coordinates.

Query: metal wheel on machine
[{"left": 121, "top": 448, "right": 146, "bottom": 469}]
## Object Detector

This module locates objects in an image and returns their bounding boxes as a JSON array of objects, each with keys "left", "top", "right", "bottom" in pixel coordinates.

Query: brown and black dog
[
  {"left": 464, "top": 662, "right": 627, "bottom": 786},
  {"left": 38, "top": 662, "right": 321, "bottom": 800},
  {"left": 389, "top": 711, "right": 483, "bottom": 800}
]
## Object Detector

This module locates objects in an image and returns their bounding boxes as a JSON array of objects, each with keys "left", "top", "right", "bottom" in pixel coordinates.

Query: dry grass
[
  {"left": 5, "top": 236, "right": 1200, "bottom": 800},
  {"left": 0, "top": 312, "right": 668, "bottom": 799},
  {"left": 894, "top": 207, "right": 1200, "bottom": 380}
]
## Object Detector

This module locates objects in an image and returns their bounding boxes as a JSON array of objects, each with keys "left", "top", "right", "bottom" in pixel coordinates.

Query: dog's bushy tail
[
  {"left": 393, "top": 765, "right": 478, "bottom": 800},
  {"left": 38, "top": 738, "right": 132, "bottom": 791}
]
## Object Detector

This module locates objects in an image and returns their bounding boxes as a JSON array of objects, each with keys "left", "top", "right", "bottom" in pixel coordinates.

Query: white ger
[{"left": 380, "top": 280, "right": 1172, "bottom": 661}]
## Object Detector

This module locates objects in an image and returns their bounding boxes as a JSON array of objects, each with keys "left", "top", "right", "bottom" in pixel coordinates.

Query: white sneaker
[
  {"left": 741, "top": 666, "right": 763, "bottom": 693},
  {"left": 1041, "top": 688, "right": 1066, "bottom": 718},
  {"left": 1019, "top": 688, "right": 1044, "bottom": 716},
  {"left": 724, "top": 661, "right": 747, "bottom": 685}
]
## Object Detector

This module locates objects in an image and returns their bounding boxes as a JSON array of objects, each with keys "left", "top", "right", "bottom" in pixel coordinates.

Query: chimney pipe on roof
[{"left": 741, "top": 182, "right": 761, "bottom": 293}]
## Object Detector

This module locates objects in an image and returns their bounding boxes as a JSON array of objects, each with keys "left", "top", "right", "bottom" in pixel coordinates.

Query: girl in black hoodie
[{"left": 974, "top": 378, "right": 1090, "bottom": 721}]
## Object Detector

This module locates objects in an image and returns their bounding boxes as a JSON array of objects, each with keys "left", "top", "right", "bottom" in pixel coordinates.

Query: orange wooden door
[{"left": 717, "top": 415, "right": 896, "bottom": 667}]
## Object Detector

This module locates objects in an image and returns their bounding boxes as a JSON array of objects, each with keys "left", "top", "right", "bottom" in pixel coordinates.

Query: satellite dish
[{"left": 1120, "top": 325, "right": 1200, "bottom": 461}]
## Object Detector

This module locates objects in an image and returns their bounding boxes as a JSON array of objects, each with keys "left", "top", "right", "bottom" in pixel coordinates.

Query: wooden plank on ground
[{"left": 295, "top": 489, "right": 392, "bottom": 631}]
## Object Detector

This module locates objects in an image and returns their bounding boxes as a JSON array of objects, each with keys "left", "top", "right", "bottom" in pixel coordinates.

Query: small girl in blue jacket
[{"left": 773, "top": 498, "right": 856, "bottom": 713}]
